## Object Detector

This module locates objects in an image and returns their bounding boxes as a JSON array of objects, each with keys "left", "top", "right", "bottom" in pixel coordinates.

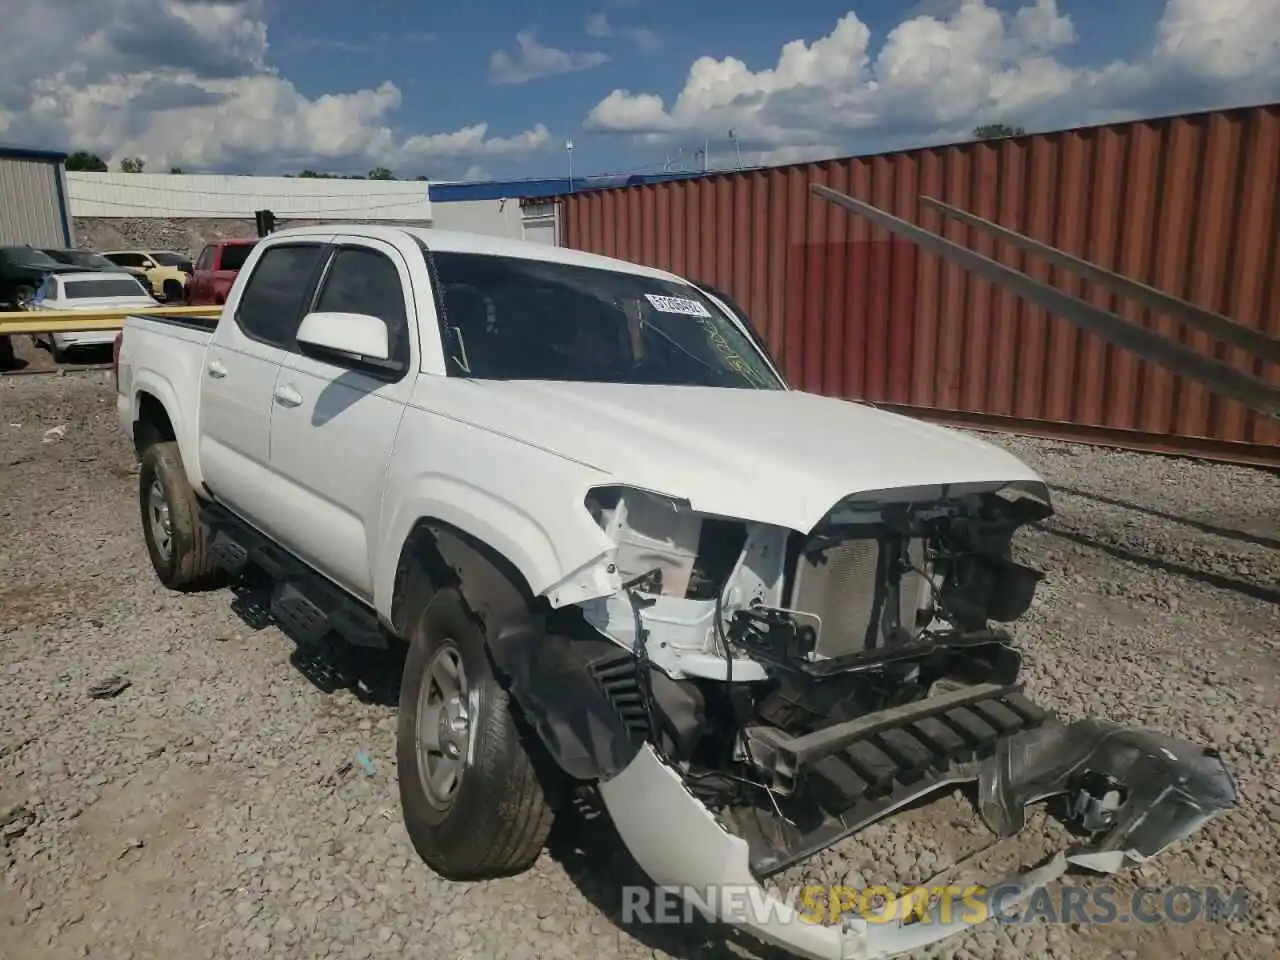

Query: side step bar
[{"left": 204, "top": 504, "right": 388, "bottom": 650}]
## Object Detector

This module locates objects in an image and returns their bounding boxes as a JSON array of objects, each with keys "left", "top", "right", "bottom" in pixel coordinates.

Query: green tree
[
  {"left": 119, "top": 157, "right": 146, "bottom": 173},
  {"left": 973, "top": 123, "right": 1026, "bottom": 140},
  {"left": 65, "top": 151, "right": 108, "bottom": 172},
  {"left": 368, "top": 166, "right": 396, "bottom": 180},
  {"left": 169, "top": 166, "right": 184, "bottom": 174}
]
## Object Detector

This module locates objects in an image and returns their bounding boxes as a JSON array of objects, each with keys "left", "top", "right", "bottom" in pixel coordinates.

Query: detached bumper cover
[{"left": 598, "top": 718, "right": 1237, "bottom": 960}]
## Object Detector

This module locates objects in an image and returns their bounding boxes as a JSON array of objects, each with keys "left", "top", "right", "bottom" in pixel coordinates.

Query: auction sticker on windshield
[{"left": 645, "top": 293, "right": 712, "bottom": 318}]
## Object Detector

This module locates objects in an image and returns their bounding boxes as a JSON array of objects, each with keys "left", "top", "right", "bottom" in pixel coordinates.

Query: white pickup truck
[{"left": 114, "top": 225, "right": 1236, "bottom": 959}]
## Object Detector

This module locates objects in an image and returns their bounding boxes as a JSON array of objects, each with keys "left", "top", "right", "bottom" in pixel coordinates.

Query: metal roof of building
[
  {"left": 0, "top": 145, "right": 70, "bottom": 162},
  {"left": 429, "top": 171, "right": 714, "bottom": 203}
]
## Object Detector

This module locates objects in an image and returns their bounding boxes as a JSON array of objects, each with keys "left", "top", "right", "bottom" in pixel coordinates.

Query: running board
[{"left": 202, "top": 503, "right": 388, "bottom": 650}]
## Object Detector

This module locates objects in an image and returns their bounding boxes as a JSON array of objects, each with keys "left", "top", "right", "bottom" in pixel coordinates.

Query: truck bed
[{"left": 115, "top": 312, "right": 218, "bottom": 487}]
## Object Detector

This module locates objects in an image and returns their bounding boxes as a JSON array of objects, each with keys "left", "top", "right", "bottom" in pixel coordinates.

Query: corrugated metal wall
[
  {"left": 0, "top": 158, "right": 68, "bottom": 246},
  {"left": 560, "top": 104, "right": 1280, "bottom": 464}
]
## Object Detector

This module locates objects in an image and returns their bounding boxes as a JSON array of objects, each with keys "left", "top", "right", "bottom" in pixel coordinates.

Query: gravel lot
[{"left": 2, "top": 366, "right": 1277, "bottom": 960}]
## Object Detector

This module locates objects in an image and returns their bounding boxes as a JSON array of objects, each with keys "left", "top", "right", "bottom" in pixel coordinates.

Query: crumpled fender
[{"left": 976, "top": 718, "right": 1239, "bottom": 870}]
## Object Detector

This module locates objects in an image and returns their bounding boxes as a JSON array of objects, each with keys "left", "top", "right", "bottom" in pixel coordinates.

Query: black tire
[
  {"left": 163, "top": 279, "right": 183, "bottom": 302},
  {"left": 0, "top": 335, "right": 13, "bottom": 369},
  {"left": 138, "top": 441, "right": 222, "bottom": 592},
  {"left": 397, "top": 587, "right": 555, "bottom": 880}
]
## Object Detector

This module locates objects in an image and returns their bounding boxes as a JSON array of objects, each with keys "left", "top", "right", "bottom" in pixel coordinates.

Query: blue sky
[
  {"left": 2, "top": 0, "right": 1277, "bottom": 179},
  {"left": 270, "top": 0, "right": 1171, "bottom": 177}
]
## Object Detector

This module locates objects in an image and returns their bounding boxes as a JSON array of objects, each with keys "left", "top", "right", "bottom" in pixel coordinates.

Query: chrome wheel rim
[
  {"left": 147, "top": 477, "right": 172, "bottom": 562},
  {"left": 416, "top": 644, "right": 471, "bottom": 809}
]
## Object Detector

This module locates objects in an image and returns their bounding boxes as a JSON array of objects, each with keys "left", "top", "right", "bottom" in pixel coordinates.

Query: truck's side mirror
[{"left": 296, "top": 311, "right": 391, "bottom": 363}]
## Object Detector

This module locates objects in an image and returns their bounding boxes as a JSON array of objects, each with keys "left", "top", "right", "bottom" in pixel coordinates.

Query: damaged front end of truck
[{"left": 486, "top": 480, "right": 1238, "bottom": 960}]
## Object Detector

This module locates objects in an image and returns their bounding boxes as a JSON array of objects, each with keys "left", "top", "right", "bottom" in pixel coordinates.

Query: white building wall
[
  {"left": 429, "top": 198, "right": 524, "bottom": 238},
  {"left": 65, "top": 172, "right": 555, "bottom": 243},
  {"left": 67, "top": 172, "right": 432, "bottom": 221}
]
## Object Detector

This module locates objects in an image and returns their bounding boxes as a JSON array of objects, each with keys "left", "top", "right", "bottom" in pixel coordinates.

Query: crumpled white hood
[{"left": 424, "top": 380, "right": 1048, "bottom": 532}]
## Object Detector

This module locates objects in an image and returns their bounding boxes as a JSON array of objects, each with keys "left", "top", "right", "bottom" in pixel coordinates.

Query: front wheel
[
  {"left": 396, "top": 587, "right": 556, "bottom": 880},
  {"left": 138, "top": 441, "right": 222, "bottom": 591}
]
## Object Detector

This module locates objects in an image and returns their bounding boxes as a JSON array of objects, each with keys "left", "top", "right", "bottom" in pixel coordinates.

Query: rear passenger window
[
  {"left": 196, "top": 246, "right": 213, "bottom": 271},
  {"left": 234, "top": 244, "right": 325, "bottom": 348},
  {"left": 312, "top": 247, "right": 410, "bottom": 366}
]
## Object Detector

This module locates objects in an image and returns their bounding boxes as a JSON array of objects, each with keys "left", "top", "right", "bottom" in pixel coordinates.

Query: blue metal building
[
  {"left": 428, "top": 171, "right": 710, "bottom": 203},
  {"left": 0, "top": 145, "right": 73, "bottom": 246}
]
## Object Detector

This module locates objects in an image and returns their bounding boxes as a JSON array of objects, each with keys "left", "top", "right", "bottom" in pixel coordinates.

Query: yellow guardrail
[{"left": 0, "top": 305, "right": 220, "bottom": 336}]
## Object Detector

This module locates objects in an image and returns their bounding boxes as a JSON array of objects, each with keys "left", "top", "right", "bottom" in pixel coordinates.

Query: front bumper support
[{"left": 597, "top": 715, "right": 1237, "bottom": 960}]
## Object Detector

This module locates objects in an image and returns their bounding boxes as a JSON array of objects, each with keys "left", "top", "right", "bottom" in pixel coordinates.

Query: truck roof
[{"left": 263, "top": 224, "right": 688, "bottom": 284}]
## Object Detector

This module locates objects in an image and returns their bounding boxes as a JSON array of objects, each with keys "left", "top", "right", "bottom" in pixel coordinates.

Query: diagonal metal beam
[
  {"left": 809, "top": 183, "right": 1280, "bottom": 420},
  {"left": 918, "top": 196, "right": 1280, "bottom": 366}
]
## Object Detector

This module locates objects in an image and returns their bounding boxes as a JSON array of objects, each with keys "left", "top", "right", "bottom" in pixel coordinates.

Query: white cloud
[
  {"left": 0, "top": 0, "right": 550, "bottom": 175},
  {"left": 489, "top": 30, "right": 610, "bottom": 85},
  {"left": 281, "top": 31, "right": 435, "bottom": 56},
  {"left": 585, "top": 13, "right": 661, "bottom": 53},
  {"left": 584, "top": 0, "right": 1280, "bottom": 159}
]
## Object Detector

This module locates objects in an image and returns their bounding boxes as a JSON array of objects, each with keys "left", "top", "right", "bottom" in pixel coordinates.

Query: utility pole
[
  {"left": 566, "top": 138, "right": 574, "bottom": 192},
  {"left": 703, "top": 138, "right": 710, "bottom": 173}
]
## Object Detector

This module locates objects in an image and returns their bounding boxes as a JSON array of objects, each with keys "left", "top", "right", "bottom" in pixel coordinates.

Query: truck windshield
[
  {"left": 44, "top": 249, "right": 114, "bottom": 269},
  {"left": 427, "top": 251, "right": 783, "bottom": 389},
  {"left": 219, "top": 244, "right": 255, "bottom": 271},
  {"left": 2, "top": 248, "right": 61, "bottom": 269}
]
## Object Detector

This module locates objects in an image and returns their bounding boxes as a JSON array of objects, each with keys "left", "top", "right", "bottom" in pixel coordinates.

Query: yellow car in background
[{"left": 101, "top": 249, "right": 193, "bottom": 302}]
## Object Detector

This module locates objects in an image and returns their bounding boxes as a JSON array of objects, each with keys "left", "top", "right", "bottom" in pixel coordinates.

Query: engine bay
[{"left": 568, "top": 483, "right": 1072, "bottom": 868}]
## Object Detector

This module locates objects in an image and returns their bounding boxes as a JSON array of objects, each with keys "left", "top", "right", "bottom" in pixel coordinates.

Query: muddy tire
[
  {"left": 138, "top": 441, "right": 222, "bottom": 592},
  {"left": 397, "top": 587, "right": 555, "bottom": 880}
]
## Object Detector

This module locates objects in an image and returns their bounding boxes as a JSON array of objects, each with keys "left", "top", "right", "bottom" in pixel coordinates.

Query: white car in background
[{"left": 31, "top": 270, "right": 159, "bottom": 361}]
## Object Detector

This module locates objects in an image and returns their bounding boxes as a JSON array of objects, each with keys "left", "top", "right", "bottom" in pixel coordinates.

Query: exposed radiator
[{"left": 790, "top": 538, "right": 931, "bottom": 659}]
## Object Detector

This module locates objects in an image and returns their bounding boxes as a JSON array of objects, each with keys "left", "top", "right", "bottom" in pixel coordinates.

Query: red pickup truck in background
[{"left": 185, "top": 239, "right": 258, "bottom": 305}]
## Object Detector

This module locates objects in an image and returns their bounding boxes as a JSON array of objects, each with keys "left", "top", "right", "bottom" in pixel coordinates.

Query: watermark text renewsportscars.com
[{"left": 620, "top": 883, "right": 1251, "bottom": 927}]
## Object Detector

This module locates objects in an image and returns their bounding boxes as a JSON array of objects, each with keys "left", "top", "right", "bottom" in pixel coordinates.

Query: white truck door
[
  {"left": 198, "top": 240, "right": 331, "bottom": 529},
  {"left": 265, "top": 237, "right": 415, "bottom": 601}
]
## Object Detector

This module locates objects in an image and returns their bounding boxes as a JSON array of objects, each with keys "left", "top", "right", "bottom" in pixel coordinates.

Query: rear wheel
[
  {"left": 138, "top": 441, "right": 222, "bottom": 591},
  {"left": 0, "top": 335, "right": 13, "bottom": 369},
  {"left": 396, "top": 587, "right": 556, "bottom": 880},
  {"left": 163, "top": 279, "right": 183, "bottom": 302}
]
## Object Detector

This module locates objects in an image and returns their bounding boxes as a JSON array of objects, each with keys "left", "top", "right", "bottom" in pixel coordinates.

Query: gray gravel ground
[{"left": 2, "top": 365, "right": 1277, "bottom": 960}]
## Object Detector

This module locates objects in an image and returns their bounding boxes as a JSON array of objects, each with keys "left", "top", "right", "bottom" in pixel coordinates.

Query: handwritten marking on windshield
[{"left": 695, "top": 317, "right": 773, "bottom": 388}]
